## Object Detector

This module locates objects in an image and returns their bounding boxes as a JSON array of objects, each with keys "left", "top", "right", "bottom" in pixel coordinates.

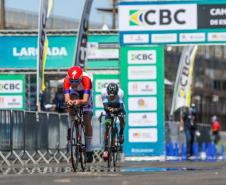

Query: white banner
[
  {"left": 0, "top": 80, "right": 23, "bottom": 93},
  {"left": 0, "top": 95, "right": 23, "bottom": 109},
  {"left": 128, "top": 50, "right": 156, "bottom": 64},
  {"left": 119, "top": 4, "right": 197, "bottom": 31},
  {"left": 128, "top": 81, "right": 157, "bottom": 95},
  {"left": 170, "top": 45, "right": 198, "bottom": 115},
  {"left": 128, "top": 112, "right": 157, "bottom": 127},
  {"left": 129, "top": 128, "right": 157, "bottom": 143}
]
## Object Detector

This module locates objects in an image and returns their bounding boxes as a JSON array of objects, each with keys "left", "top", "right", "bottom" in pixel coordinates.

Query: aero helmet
[
  {"left": 107, "top": 82, "right": 119, "bottom": 96},
  {"left": 67, "top": 66, "right": 83, "bottom": 83}
]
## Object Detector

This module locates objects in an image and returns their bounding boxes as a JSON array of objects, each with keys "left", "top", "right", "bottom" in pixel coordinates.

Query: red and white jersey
[{"left": 63, "top": 72, "right": 93, "bottom": 112}]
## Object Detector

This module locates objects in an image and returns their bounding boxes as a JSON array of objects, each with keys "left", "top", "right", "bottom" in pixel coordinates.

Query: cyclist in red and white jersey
[{"left": 64, "top": 66, "right": 94, "bottom": 163}]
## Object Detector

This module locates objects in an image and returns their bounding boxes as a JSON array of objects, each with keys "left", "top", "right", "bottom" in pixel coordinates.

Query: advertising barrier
[
  {"left": 120, "top": 46, "right": 165, "bottom": 157},
  {"left": 0, "top": 74, "right": 25, "bottom": 110},
  {"left": 119, "top": 1, "right": 226, "bottom": 45}
]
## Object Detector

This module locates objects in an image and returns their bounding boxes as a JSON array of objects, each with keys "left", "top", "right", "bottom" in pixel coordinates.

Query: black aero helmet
[{"left": 107, "top": 82, "right": 119, "bottom": 96}]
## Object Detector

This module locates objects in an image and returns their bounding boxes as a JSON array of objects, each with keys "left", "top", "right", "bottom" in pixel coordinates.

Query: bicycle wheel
[
  {"left": 70, "top": 123, "right": 79, "bottom": 172},
  {"left": 112, "top": 127, "right": 119, "bottom": 170},
  {"left": 79, "top": 125, "right": 87, "bottom": 171},
  {"left": 107, "top": 126, "right": 112, "bottom": 169}
]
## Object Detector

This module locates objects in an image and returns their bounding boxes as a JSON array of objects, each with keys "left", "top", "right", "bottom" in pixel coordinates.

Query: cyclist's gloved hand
[
  {"left": 66, "top": 100, "right": 74, "bottom": 106},
  {"left": 73, "top": 99, "right": 80, "bottom": 106}
]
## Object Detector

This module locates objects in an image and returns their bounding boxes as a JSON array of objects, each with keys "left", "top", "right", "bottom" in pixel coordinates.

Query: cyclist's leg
[
  {"left": 83, "top": 111, "right": 93, "bottom": 162},
  {"left": 104, "top": 115, "right": 113, "bottom": 147},
  {"left": 67, "top": 98, "right": 77, "bottom": 140},
  {"left": 118, "top": 110, "right": 126, "bottom": 144},
  {"left": 83, "top": 111, "right": 93, "bottom": 150},
  {"left": 103, "top": 114, "right": 113, "bottom": 160}
]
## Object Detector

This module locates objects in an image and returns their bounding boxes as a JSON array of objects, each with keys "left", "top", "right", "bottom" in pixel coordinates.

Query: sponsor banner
[
  {"left": 128, "top": 81, "right": 157, "bottom": 95},
  {"left": 87, "top": 49, "right": 119, "bottom": 60},
  {"left": 179, "top": 33, "right": 205, "bottom": 42},
  {"left": 95, "top": 79, "right": 119, "bottom": 92},
  {"left": 128, "top": 66, "right": 156, "bottom": 80},
  {"left": 0, "top": 74, "right": 25, "bottom": 110},
  {"left": 151, "top": 33, "right": 177, "bottom": 43},
  {"left": 120, "top": 46, "right": 164, "bottom": 157},
  {"left": 128, "top": 97, "right": 157, "bottom": 111},
  {"left": 0, "top": 80, "right": 23, "bottom": 93},
  {"left": 129, "top": 128, "right": 157, "bottom": 143},
  {"left": 119, "top": 2, "right": 226, "bottom": 45},
  {"left": 170, "top": 45, "right": 198, "bottom": 115},
  {"left": 93, "top": 74, "right": 119, "bottom": 119},
  {"left": 198, "top": 4, "right": 226, "bottom": 29},
  {"left": 95, "top": 94, "right": 103, "bottom": 108},
  {"left": 208, "top": 32, "right": 226, "bottom": 41},
  {"left": 119, "top": 4, "right": 197, "bottom": 31},
  {"left": 0, "top": 95, "right": 23, "bottom": 109},
  {"left": 128, "top": 112, "right": 157, "bottom": 127},
  {"left": 87, "top": 42, "right": 119, "bottom": 59},
  {"left": 128, "top": 50, "right": 156, "bottom": 64},
  {"left": 74, "top": 0, "right": 93, "bottom": 68},
  {"left": 123, "top": 34, "right": 149, "bottom": 44}
]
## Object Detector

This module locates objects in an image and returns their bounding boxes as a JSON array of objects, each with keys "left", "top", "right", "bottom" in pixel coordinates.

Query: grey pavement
[{"left": 0, "top": 161, "right": 225, "bottom": 185}]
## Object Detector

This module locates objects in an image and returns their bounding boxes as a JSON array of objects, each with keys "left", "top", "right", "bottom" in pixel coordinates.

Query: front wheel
[
  {"left": 70, "top": 124, "right": 79, "bottom": 172},
  {"left": 107, "top": 126, "right": 112, "bottom": 169}
]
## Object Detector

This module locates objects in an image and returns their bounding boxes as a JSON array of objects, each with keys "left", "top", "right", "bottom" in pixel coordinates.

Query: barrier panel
[
  {"left": 36, "top": 112, "right": 48, "bottom": 150},
  {"left": 59, "top": 114, "right": 68, "bottom": 150},
  {"left": 48, "top": 113, "right": 60, "bottom": 150},
  {"left": 24, "top": 112, "right": 37, "bottom": 150},
  {"left": 0, "top": 110, "right": 11, "bottom": 151},
  {"left": 0, "top": 110, "right": 224, "bottom": 166},
  {"left": 12, "top": 111, "right": 24, "bottom": 150}
]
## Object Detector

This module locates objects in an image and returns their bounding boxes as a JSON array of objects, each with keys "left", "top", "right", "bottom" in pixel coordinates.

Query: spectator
[
  {"left": 179, "top": 104, "right": 198, "bottom": 158},
  {"left": 211, "top": 115, "right": 221, "bottom": 145},
  {"left": 53, "top": 86, "right": 66, "bottom": 113}
]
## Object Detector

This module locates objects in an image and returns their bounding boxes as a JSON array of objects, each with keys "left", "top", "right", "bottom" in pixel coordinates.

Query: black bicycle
[
  {"left": 99, "top": 112, "right": 122, "bottom": 171},
  {"left": 69, "top": 105, "right": 87, "bottom": 172}
]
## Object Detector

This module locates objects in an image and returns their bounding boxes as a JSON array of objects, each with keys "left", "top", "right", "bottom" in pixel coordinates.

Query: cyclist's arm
[
  {"left": 76, "top": 93, "right": 89, "bottom": 105},
  {"left": 64, "top": 77, "right": 74, "bottom": 106},
  {"left": 75, "top": 76, "right": 91, "bottom": 106}
]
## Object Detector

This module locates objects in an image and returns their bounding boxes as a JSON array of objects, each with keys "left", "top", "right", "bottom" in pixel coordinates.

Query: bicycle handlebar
[{"left": 98, "top": 112, "right": 124, "bottom": 123}]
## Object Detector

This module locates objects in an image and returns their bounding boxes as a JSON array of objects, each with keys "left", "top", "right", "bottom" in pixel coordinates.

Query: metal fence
[
  {"left": 0, "top": 110, "right": 104, "bottom": 166},
  {"left": 0, "top": 110, "right": 213, "bottom": 166},
  {"left": 165, "top": 121, "right": 212, "bottom": 146}
]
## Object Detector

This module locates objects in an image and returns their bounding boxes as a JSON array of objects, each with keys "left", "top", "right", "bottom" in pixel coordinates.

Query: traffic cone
[
  {"left": 207, "top": 143, "right": 212, "bottom": 161},
  {"left": 200, "top": 143, "right": 207, "bottom": 160},
  {"left": 193, "top": 142, "right": 199, "bottom": 160},
  {"left": 212, "top": 143, "right": 217, "bottom": 161},
  {"left": 181, "top": 143, "right": 187, "bottom": 160},
  {"left": 174, "top": 143, "right": 179, "bottom": 160}
]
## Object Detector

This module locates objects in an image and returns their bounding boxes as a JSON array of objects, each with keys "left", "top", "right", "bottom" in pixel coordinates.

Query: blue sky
[{"left": 5, "top": 0, "right": 113, "bottom": 26}]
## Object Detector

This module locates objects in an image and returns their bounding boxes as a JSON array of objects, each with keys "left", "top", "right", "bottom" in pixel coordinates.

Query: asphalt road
[{"left": 0, "top": 161, "right": 225, "bottom": 185}]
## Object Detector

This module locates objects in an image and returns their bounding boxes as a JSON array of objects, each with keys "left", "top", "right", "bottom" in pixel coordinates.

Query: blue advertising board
[{"left": 0, "top": 35, "right": 119, "bottom": 69}]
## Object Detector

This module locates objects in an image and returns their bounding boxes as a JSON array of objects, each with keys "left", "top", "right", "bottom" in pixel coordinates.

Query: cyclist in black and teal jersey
[{"left": 101, "top": 82, "right": 126, "bottom": 160}]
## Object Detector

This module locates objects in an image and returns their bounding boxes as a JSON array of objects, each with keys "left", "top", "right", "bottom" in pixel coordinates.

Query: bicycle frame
[
  {"left": 100, "top": 112, "right": 121, "bottom": 171},
  {"left": 70, "top": 106, "right": 86, "bottom": 172}
]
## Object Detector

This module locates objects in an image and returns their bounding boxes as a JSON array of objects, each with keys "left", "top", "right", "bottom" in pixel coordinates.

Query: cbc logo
[
  {"left": 131, "top": 53, "right": 153, "bottom": 61},
  {"left": 0, "top": 83, "right": 21, "bottom": 91},
  {"left": 130, "top": 8, "right": 187, "bottom": 26}
]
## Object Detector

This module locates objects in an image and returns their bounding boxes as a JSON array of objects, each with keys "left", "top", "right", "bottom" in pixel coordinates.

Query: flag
[
  {"left": 74, "top": 0, "right": 93, "bottom": 68},
  {"left": 170, "top": 45, "right": 198, "bottom": 116},
  {"left": 37, "top": 0, "right": 53, "bottom": 110},
  {"left": 42, "top": 36, "right": 49, "bottom": 91}
]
